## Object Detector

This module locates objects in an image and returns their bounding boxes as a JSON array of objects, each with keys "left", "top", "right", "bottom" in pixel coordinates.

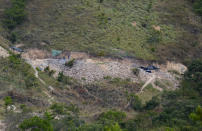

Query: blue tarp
[{"left": 52, "top": 49, "right": 62, "bottom": 57}]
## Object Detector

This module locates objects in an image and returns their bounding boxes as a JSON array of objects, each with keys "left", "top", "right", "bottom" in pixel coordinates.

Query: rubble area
[
  {"left": 26, "top": 58, "right": 138, "bottom": 83},
  {"left": 22, "top": 49, "right": 187, "bottom": 89},
  {"left": 23, "top": 49, "right": 187, "bottom": 90}
]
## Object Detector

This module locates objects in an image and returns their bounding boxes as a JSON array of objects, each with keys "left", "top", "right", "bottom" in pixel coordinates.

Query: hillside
[
  {"left": 0, "top": 0, "right": 201, "bottom": 131},
  {"left": 0, "top": 0, "right": 201, "bottom": 61}
]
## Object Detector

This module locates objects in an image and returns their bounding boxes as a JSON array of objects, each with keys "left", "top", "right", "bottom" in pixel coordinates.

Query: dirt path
[
  {"left": 139, "top": 75, "right": 156, "bottom": 93},
  {"left": 29, "top": 62, "right": 55, "bottom": 104}
]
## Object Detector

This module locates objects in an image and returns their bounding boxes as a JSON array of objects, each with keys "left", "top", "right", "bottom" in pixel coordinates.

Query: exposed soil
[{"left": 0, "top": 46, "right": 9, "bottom": 58}]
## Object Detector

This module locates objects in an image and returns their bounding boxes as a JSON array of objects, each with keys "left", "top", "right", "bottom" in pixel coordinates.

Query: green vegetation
[
  {"left": 0, "top": 0, "right": 201, "bottom": 130},
  {"left": 3, "top": 0, "right": 27, "bottom": 29},
  {"left": 3, "top": 96, "right": 12, "bottom": 113},
  {"left": 132, "top": 68, "right": 140, "bottom": 76},
  {"left": 10, "top": 58, "right": 202, "bottom": 130},
  {"left": 144, "top": 96, "right": 160, "bottom": 110},
  {"left": 99, "top": 110, "right": 126, "bottom": 123},
  {"left": 104, "top": 123, "right": 122, "bottom": 131},
  {"left": 57, "top": 71, "right": 74, "bottom": 85},
  {"left": 183, "top": 60, "right": 202, "bottom": 95},
  {"left": 0, "top": 0, "right": 184, "bottom": 60},
  {"left": 138, "top": 84, "right": 160, "bottom": 103},
  {"left": 0, "top": 55, "right": 40, "bottom": 90},
  {"left": 44, "top": 66, "right": 55, "bottom": 76},
  {"left": 19, "top": 114, "right": 53, "bottom": 131},
  {"left": 193, "top": 0, "right": 202, "bottom": 15},
  {"left": 65, "top": 59, "right": 75, "bottom": 68},
  {"left": 190, "top": 105, "right": 202, "bottom": 124},
  {"left": 129, "top": 95, "right": 142, "bottom": 111}
]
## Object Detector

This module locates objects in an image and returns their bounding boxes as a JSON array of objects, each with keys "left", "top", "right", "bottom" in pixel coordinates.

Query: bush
[
  {"left": 57, "top": 72, "right": 65, "bottom": 82},
  {"left": 4, "top": 96, "right": 12, "bottom": 112},
  {"left": 44, "top": 66, "right": 55, "bottom": 76},
  {"left": 132, "top": 68, "right": 140, "bottom": 76},
  {"left": 104, "top": 123, "right": 122, "bottom": 131},
  {"left": 65, "top": 59, "right": 75, "bottom": 68},
  {"left": 130, "top": 95, "right": 142, "bottom": 111},
  {"left": 24, "top": 74, "right": 38, "bottom": 88},
  {"left": 50, "top": 103, "right": 66, "bottom": 115},
  {"left": 44, "top": 66, "right": 50, "bottom": 72},
  {"left": 8, "top": 32, "right": 18, "bottom": 43},
  {"left": 144, "top": 96, "right": 160, "bottom": 110},
  {"left": 184, "top": 60, "right": 202, "bottom": 95},
  {"left": 99, "top": 110, "right": 126, "bottom": 123},
  {"left": 57, "top": 72, "right": 73, "bottom": 85},
  {"left": 19, "top": 116, "right": 53, "bottom": 131}
]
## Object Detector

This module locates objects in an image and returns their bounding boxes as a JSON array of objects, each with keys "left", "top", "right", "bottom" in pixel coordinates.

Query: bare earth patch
[{"left": 0, "top": 46, "right": 9, "bottom": 58}]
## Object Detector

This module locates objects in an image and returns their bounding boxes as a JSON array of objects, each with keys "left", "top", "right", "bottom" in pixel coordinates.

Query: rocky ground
[{"left": 23, "top": 49, "right": 187, "bottom": 90}]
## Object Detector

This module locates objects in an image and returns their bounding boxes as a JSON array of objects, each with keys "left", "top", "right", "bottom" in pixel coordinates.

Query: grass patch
[
  {"left": 138, "top": 84, "right": 160, "bottom": 104},
  {"left": 0, "top": 56, "right": 43, "bottom": 91},
  {"left": 1, "top": 0, "right": 180, "bottom": 61}
]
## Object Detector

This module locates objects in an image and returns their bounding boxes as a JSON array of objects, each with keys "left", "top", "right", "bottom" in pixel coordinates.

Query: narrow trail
[
  {"left": 32, "top": 65, "right": 46, "bottom": 85},
  {"left": 139, "top": 75, "right": 156, "bottom": 93},
  {"left": 31, "top": 64, "right": 55, "bottom": 104}
]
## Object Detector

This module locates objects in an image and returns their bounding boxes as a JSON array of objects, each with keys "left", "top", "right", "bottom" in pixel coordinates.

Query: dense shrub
[
  {"left": 8, "top": 31, "right": 18, "bottom": 43},
  {"left": 130, "top": 95, "right": 142, "bottom": 111},
  {"left": 144, "top": 96, "right": 160, "bottom": 110},
  {"left": 19, "top": 116, "right": 53, "bottom": 131},
  {"left": 99, "top": 110, "right": 126, "bottom": 123},
  {"left": 184, "top": 60, "right": 202, "bottom": 95}
]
